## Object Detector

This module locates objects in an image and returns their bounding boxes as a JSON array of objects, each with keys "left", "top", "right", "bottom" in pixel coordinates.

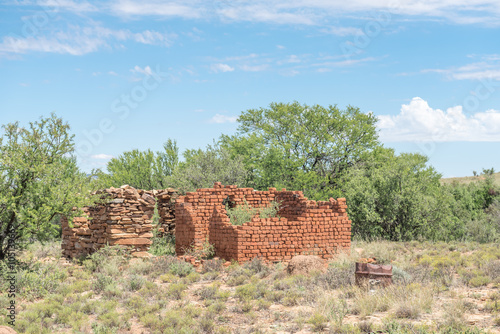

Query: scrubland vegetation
[
  {"left": 0, "top": 240, "right": 499, "bottom": 333},
  {"left": 1, "top": 105, "right": 499, "bottom": 333}
]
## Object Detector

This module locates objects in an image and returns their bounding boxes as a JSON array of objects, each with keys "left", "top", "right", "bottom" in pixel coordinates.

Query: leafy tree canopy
[
  {"left": 221, "top": 101, "right": 379, "bottom": 199},
  {"left": 169, "top": 142, "right": 247, "bottom": 193},
  {"left": 99, "top": 139, "right": 179, "bottom": 190},
  {"left": 341, "top": 147, "right": 448, "bottom": 240},
  {"left": 0, "top": 114, "right": 100, "bottom": 259}
]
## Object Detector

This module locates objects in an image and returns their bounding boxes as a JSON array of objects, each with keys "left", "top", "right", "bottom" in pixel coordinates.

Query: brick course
[{"left": 175, "top": 182, "right": 351, "bottom": 263}]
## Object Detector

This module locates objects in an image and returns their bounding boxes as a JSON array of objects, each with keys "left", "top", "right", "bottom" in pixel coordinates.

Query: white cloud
[
  {"left": 102, "top": 0, "right": 500, "bottom": 26},
  {"left": 110, "top": 0, "right": 203, "bottom": 18},
  {"left": 378, "top": 97, "right": 500, "bottom": 142},
  {"left": 209, "top": 114, "right": 238, "bottom": 124},
  {"left": 422, "top": 55, "right": 500, "bottom": 81},
  {"left": 35, "top": 0, "right": 97, "bottom": 12},
  {"left": 0, "top": 25, "right": 175, "bottom": 57},
  {"left": 108, "top": 71, "right": 118, "bottom": 76},
  {"left": 322, "top": 26, "right": 364, "bottom": 36},
  {"left": 210, "top": 63, "right": 234, "bottom": 73},
  {"left": 312, "top": 56, "right": 376, "bottom": 68},
  {"left": 240, "top": 64, "right": 269, "bottom": 72},
  {"left": 132, "top": 30, "right": 176, "bottom": 46},
  {"left": 216, "top": 5, "right": 317, "bottom": 25},
  {"left": 131, "top": 65, "right": 153, "bottom": 75},
  {"left": 16, "top": 0, "right": 500, "bottom": 27},
  {"left": 90, "top": 154, "right": 114, "bottom": 160}
]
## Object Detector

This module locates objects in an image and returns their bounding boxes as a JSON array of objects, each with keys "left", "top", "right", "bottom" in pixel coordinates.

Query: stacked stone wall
[
  {"left": 62, "top": 186, "right": 176, "bottom": 258},
  {"left": 175, "top": 182, "right": 351, "bottom": 263}
]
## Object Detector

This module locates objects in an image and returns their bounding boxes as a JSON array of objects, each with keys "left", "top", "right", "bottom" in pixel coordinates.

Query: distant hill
[{"left": 440, "top": 172, "right": 500, "bottom": 186}]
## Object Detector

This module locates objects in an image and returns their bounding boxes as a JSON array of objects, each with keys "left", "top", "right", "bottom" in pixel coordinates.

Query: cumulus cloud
[
  {"left": 210, "top": 63, "right": 234, "bottom": 73},
  {"left": 378, "top": 97, "right": 500, "bottom": 142},
  {"left": 90, "top": 154, "right": 114, "bottom": 159},
  {"left": 209, "top": 114, "right": 238, "bottom": 123}
]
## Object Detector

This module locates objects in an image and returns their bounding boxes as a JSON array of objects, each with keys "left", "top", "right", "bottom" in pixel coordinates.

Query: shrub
[
  {"left": 240, "top": 301, "right": 253, "bottom": 313},
  {"left": 308, "top": 313, "right": 327, "bottom": 332},
  {"left": 26, "top": 240, "right": 62, "bottom": 259},
  {"left": 93, "top": 273, "right": 115, "bottom": 293},
  {"left": 83, "top": 245, "right": 130, "bottom": 273},
  {"left": 318, "top": 296, "right": 348, "bottom": 328},
  {"left": 184, "top": 237, "right": 215, "bottom": 260},
  {"left": 167, "top": 283, "right": 187, "bottom": 300},
  {"left": 197, "top": 284, "right": 220, "bottom": 301},
  {"left": 182, "top": 271, "right": 200, "bottom": 284},
  {"left": 169, "top": 260, "right": 194, "bottom": 277},
  {"left": 483, "top": 260, "right": 500, "bottom": 281},
  {"left": 199, "top": 315, "right": 215, "bottom": 333},
  {"left": 226, "top": 199, "right": 258, "bottom": 226},
  {"left": 226, "top": 199, "right": 281, "bottom": 225},
  {"left": 315, "top": 262, "right": 353, "bottom": 289},
  {"left": 16, "top": 262, "right": 68, "bottom": 300},
  {"left": 243, "top": 257, "right": 269, "bottom": 276},
  {"left": 201, "top": 258, "right": 224, "bottom": 274},
  {"left": 394, "top": 303, "right": 421, "bottom": 319},
  {"left": 126, "top": 274, "right": 145, "bottom": 291},
  {"left": 149, "top": 234, "right": 176, "bottom": 256},
  {"left": 259, "top": 200, "right": 281, "bottom": 219},
  {"left": 469, "top": 276, "right": 491, "bottom": 287},
  {"left": 392, "top": 266, "right": 411, "bottom": 284}
]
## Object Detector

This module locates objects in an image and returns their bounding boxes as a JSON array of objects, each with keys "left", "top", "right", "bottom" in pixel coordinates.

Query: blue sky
[{"left": 1, "top": 0, "right": 499, "bottom": 178}]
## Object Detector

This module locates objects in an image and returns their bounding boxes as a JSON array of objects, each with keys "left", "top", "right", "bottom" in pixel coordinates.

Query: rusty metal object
[{"left": 355, "top": 262, "right": 393, "bottom": 287}]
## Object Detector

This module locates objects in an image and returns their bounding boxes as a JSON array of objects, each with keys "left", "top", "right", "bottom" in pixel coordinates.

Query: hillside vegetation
[{"left": 441, "top": 172, "right": 500, "bottom": 187}]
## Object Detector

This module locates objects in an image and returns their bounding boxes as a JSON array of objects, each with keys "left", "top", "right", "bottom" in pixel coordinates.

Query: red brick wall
[{"left": 175, "top": 182, "right": 351, "bottom": 263}]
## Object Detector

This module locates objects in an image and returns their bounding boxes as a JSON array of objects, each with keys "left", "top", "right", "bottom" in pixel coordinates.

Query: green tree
[
  {"left": 170, "top": 142, "right": 247, "bottom": 193},
  {"left": 99, "top": 139, "right": 179, "bottom": 190},
  {"left": 221, "top": 101, "right": 379, "bottom": 199},
  {"left": 443, "top": 170, "right": 499, "bottom": 242},
  {"left": 341, "top": 148, "right": 454, "bottom": 241},
  {"left": 0, "top": 114, "right": 100, "bottom": 260}
]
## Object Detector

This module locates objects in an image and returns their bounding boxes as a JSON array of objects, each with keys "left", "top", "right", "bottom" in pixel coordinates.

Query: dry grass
[
  {"left": 1, "top": 240, "right": 499, "bottom": 333},
  {"left": 440, "top": 171, "right": 500, "bottom": 186}
]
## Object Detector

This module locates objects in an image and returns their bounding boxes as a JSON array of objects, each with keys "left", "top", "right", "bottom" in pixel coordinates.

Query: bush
[
  {"left": 201, "top": 258, "right": 224, "bottom": 274},
  {"left": 167, "top": 283, "right": 187, "bottom": 300},
  {"left": 226, "top": 199, "right": 258, "bottom": 226},
  {"left": 149, "top": 234, "right": 176, "bottom": 256},
  {"left": 308, "top": 313, "right": 327, "bottom": 332},
  {"left": 469, "top": 276, "right": 491, "bottom": 287},
  {"left": 169, "top": 260, "right": 194, "bottom": 277},
  {"left": 226, "top": 199, "right": 281, "bottom": 225},
  {"left": 93, "top": 273, "right": 115, "bottom": 293},
  {"left": 126, "top": 274, "right": 145, "bottom": 291},
  {"left": 315, "top": 262, "right": 353, "bottom": 289},
  {"left": 83, "top": 245, "right": 130, "bottom": 274},
  {"left": 16, "top": 262, "right": 68, "bottom": 300}
]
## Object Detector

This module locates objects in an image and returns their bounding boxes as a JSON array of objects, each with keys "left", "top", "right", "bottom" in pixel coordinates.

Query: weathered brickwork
[
  {"left": 62, "top": 185, "right": 176, "bottom": 258},
  {"left": 175, "top": 182, "right": 351, "bottom": 263}
]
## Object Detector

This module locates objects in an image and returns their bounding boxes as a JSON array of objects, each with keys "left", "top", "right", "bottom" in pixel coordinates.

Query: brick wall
[
  {"left": 62, "top": 185, "right": 176, "bottom": 258},
  {"left": 175, "top": 182, "right": 351, "bottom": 263}
]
